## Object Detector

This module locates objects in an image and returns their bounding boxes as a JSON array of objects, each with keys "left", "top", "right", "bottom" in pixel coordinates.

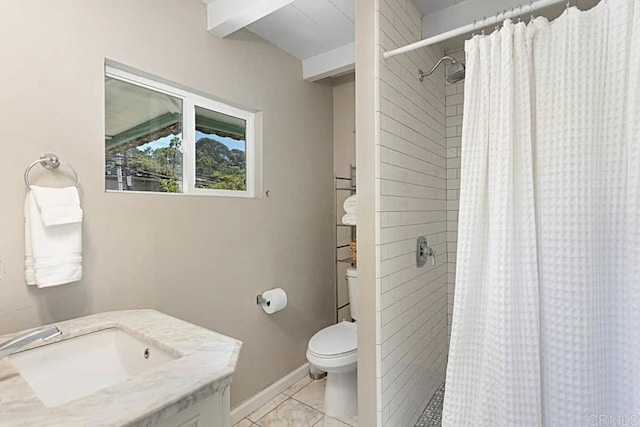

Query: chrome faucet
[{"left": 0, "top": 325, "right": 61, "bottom": 359}]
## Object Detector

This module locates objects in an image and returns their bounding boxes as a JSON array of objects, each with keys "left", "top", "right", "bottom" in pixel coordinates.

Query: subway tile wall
[
  {"left": 444, "top": 48, "right": 464, "bottom": 340},
  {"left": 375, "top": 0, "right": 449, "bottom": 425}
]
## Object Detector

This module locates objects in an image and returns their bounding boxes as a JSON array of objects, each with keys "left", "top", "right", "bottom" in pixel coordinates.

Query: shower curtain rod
[{"left": 382, "top": 0, "right": 566, "bottom": 60}]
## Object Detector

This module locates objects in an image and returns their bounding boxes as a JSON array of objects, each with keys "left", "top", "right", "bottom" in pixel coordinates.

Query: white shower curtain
[{"left": 443, "top": 1, "right": 640, "bottom": 425}]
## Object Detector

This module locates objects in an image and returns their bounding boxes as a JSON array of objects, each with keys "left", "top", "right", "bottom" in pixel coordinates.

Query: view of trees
[
  {"left": 195, "top": 137, "right": 246, "bottom": 191},
  {"left": 136, "top": 136, "right": 182, "bottom": 192},
  {"left": 110, "top": 135, "right": 246, "bottom": 193}
]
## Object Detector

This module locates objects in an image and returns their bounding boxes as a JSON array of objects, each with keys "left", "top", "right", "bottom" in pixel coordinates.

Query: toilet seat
[{"left": 308, "top": 321, "right": 357, "bottom": 359}]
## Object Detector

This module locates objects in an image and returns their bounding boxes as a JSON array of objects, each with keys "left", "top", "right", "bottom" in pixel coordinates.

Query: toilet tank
[{"left": 346, "top": 266, "right": 358, "bottom": 320}]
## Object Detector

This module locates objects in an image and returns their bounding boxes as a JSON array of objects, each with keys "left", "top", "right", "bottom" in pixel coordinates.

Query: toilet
[{"left": 306, "top": 266, "right": 358, "bottom": 418}]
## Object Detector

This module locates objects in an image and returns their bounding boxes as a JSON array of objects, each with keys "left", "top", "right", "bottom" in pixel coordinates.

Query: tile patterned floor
[
  {"left": 234, "top": 377, "right": 358, "bottom": 427},
  {"left": 415, "top": 383, "right": 445, "bottom": 427}
]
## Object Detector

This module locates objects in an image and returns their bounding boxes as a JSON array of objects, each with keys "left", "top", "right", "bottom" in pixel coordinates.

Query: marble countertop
[{"left": 0, "top": 309, "right": 242, "bottom": 426}]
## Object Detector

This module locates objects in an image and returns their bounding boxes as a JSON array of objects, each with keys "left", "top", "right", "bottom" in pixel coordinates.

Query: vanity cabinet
[
  {"left": 0, "top": 311, "right": 240, "bottom": 427},
  {"left": 156, "top": 385, "right": 231, "bottom": 427}
]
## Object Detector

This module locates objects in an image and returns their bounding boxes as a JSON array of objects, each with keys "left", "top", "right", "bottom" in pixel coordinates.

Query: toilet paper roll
[{"left": 261, "top": 288, "right": 287, "bottom": 314}]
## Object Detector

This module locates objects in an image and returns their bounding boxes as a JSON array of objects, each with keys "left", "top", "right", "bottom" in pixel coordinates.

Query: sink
[{"left": 9, "top": 327, "right": 178, "bottom": 407}]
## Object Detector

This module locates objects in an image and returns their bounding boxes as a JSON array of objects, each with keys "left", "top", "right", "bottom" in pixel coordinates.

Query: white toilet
[{"left": 306, "top": 266, "right": 358, "bottom": 418}]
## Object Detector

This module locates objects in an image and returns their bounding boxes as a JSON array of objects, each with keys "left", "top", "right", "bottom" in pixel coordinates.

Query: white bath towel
[
  {"left": 343, "top": 195, "right": 357, "bottom": 214},
  {"left": 30, "top": 186, "right": 83, "bottom": 226},
  {"left": 342, "top": 213, "right": 356, "bottom": 226},
  {"left": 25, "top": 187, "right": 82, "bottom": 287}
]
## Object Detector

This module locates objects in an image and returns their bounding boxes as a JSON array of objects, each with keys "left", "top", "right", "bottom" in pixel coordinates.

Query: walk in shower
[{"left": 367, "top": 0, "right": 638, "bottom": 425}]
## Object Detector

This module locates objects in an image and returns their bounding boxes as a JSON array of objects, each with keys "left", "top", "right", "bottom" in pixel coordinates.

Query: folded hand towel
[
  {"left": 25, "top": 188, "right": 82, "bottom": 288},
  {"left": 343, "top": 194, "right": 357, "bottom": 214},
  {"left": 30, "top": 186, "right": 83, "bottom": 226},
  {"left": 342, "top": 213, "right": 357, "bottom": 226}
]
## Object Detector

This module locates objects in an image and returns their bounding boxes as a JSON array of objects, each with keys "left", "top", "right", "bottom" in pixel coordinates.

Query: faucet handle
[{"left": 416, "top": 236, "right": 437, "bottom": 268}]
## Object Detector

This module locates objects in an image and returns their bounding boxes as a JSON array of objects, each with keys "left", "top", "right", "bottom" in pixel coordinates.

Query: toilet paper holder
[
  {"left": 256, "top": 294, "right": 271, "bottom": 307},
  {"left": 256, "top": 288, "right": 288, "bottom": 314}
]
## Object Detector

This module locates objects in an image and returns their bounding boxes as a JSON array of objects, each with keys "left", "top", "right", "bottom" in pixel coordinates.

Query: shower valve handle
[{"left": 417, "top": 237, "right": 437, "bottom": 267}]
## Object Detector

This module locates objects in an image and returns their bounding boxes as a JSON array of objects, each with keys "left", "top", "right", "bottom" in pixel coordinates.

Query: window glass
[
  {"left": 105, "top": 66, "right": 257, "bottom": 197},
  {"left": 195, "top": 106, "right": 247, "bottom": 191},
  {"left": 105, "top": 76, "right": 183, "bottom": 193}
]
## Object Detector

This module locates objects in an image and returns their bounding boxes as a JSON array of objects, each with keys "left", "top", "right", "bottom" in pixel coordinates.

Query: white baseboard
[{"left": 230, "top": 363, "right": 309, "bottom": 424}]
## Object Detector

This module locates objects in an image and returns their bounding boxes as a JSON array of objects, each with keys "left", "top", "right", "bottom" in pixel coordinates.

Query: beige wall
[
  {"left": 333, "top": 74, "right": 356, "bottom": 178},
  {"left": 0, "top": 0, "right": 334, "bottom": 406}
]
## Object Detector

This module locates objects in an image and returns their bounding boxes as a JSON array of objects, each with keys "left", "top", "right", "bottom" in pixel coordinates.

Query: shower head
[
  {"left": 446, "top": 61, "right": 466, "bottom": 84},
  {"left": 418, "top": 56, "right": 465, "bottom": 84}
]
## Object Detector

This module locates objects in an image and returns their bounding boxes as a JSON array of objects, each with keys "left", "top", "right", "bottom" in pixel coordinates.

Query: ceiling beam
[
  {"left": 203, "top": 0, "right": 295, "bottom": 38},
  {"left": 302, "top": 42, "right": 355, "bottom": 82}
]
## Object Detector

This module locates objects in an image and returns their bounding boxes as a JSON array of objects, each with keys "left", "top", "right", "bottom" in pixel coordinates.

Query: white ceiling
[
  {"left": 204, "top": 0, "right": 602, "bottom": 81},
  {"left": 247, "top": 0, "right": 464, "bottom": 60},
  {"left": 202, "top": 0, "right": 355, "bottom": 80},
  {"left": 414, "top": 0, "right": 462, "bottom": 16},
  {"left": 248, "top": 0, "right": 354, "bottom": 60},
  {"left": 243, "top": 0, "right": 460, "bottom": 78}
]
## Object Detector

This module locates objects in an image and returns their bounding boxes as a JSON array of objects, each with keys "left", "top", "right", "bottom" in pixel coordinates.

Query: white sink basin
[{"left": 9, "top": 327, "right": 178, "bottom": 407}]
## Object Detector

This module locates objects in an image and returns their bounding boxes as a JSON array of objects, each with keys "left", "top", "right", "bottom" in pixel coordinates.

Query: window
[
  {"left": 194, "top": 106, "right": 247, "bottom": 191},
  {"left": 105, "top": 66, "right": 258, "bottom": 197}
]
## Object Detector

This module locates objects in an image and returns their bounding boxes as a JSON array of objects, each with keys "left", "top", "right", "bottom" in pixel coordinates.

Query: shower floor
[{"left": 415, "top": 382, "right": 445, "bottom": 427}]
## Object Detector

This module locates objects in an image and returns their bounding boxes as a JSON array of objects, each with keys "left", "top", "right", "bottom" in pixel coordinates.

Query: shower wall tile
[
  {"left": 375, "top": 0, "right": 449, "bottom": 425},
  {"left": 444, "top": 48, "right": 464, "bottom": 340}
]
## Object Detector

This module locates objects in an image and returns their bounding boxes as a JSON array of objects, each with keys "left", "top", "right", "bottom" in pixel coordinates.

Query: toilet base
[
  {"left": 324, "top": 368, "right": 357, "bottom": 418},
  {"left": 309, "top": 364, "right": 327, "bottom": 380}
]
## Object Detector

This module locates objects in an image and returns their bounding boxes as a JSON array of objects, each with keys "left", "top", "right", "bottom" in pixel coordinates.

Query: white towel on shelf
[
  {"left": 342, "top": 213, "right": 357, "bottom": 226},
  {"left": 25, "top": 186, "right": 83, "bottom": 288},
  {"left": 343, "top": 194, "right": 357, "bottom": 214}
]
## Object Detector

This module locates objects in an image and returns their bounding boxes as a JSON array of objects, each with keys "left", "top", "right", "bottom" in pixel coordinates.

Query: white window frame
[{"left": 105, "top": 65, "right": 258, "bottom": 198}]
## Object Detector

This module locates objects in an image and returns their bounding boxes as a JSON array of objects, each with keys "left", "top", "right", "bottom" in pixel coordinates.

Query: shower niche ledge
[{"left": 0, "top": 310, "right": 242, "bottom": 427}]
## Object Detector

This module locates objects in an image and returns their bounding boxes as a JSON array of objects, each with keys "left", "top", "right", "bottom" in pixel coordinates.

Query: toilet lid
[{"left": 308, "top": 321, "right": 357, "bottom": 357}]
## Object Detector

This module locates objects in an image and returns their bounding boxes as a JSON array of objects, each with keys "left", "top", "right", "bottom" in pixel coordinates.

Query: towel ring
[{"left": 24, "top": 153, "right": 79, "bottom": 190}]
